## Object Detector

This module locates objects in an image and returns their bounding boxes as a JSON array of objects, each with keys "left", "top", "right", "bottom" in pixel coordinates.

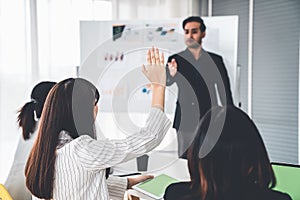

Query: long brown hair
[
  {"left": 25, "top": 78, "right": 99, "bottom": 199},
  {"left": 187, "top": 106, "right": 276, "bottom": 200}
]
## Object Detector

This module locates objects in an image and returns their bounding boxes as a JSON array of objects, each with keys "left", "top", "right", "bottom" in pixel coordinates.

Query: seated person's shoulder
[
  {"left": 247, "top": 188, "right": 292, "bottom": 200},
  {"left": 265, "top": 189, "right": 292, "bottom": 200},
  {"left": 164, "top": 182, "right": 200, "bottom": 200}
]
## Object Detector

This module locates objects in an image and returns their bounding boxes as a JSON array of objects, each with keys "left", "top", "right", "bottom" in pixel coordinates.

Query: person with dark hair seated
[
  {"left": 25, "top": 48, "right": 171, "bottom": 200},
  {"left": 164, "top": 106, "right": 292, "bottom": 200},
  {"left": 4, "top": 80, "right": 157, "bottom": 200},
  {"left": 5, "top": 81, "right": 56, "bottom": 200}
]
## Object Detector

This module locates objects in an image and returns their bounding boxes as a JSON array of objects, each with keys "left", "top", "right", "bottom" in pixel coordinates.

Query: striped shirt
[
  {"left": 52, "top": 107, "right": 171, "bottom": 200},
  {"left": 106, "top": 176, "right": 128, "bottom": 200}
]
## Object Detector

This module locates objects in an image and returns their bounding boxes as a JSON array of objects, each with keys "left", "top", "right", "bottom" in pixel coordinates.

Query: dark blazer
[
  {"left": 166, "top": 49, "right": 233, "bottom": 158},
  {"left": 166, "top": 49, "right": 234, "bottom": 132},
  {"left": 164, "top": 182, "right": 292, "bottom": 200}
]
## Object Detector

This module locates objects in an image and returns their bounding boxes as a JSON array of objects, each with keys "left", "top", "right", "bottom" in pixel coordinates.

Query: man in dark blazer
[{"left": 166, "top": 16, "right": 234, "bottom": 158}]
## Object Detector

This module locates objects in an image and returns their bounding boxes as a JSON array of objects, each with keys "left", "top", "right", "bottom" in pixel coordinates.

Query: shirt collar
[
  {"left": 57, "top": 130, "right": 73, "bottom": 149},
  {"left": 184, "top": 48, "right": 206, "bottom": 60}
]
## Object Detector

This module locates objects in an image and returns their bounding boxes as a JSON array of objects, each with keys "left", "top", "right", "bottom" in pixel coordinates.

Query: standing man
[{"left": 167, "top": 16, "right": 234, "bottom": 158}]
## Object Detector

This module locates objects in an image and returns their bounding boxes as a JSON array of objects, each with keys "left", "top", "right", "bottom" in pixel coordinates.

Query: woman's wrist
[
  {"left": 151, "top": 84, "right": 165, "bottom": 111},
  {"left": 152, "top": 104, "right": 164, "bottom": 111},
  {"left": 151, "top": 83, "right": 165, "bottom": 90}
]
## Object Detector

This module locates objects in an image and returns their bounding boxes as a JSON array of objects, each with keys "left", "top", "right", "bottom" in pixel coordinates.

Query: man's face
[{"left": 184, "top": 22, "right": 205, "bottom": 48}]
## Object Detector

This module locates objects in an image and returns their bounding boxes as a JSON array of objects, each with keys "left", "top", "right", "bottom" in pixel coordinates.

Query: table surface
[{"left": 113, "top": 151, "right": 190, "bottom": 200}]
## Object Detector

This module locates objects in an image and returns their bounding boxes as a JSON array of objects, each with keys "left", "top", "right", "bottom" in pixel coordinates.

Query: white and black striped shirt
[{"left": 51, "top": 107, "right": 171, "bottom": 200}]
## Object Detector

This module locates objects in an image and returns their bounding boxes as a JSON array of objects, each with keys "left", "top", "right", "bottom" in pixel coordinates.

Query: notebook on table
[
  {"left": 132, "top": 174, "right": 179, "bottom": 199},
  {"left": 271, "top": 162, "right": 300, "bottom": 200}
]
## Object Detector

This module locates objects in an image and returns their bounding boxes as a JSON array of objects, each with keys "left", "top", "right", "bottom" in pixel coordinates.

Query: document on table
[{"left": 132, "top": 174, "right": 179, "bottom": 199}]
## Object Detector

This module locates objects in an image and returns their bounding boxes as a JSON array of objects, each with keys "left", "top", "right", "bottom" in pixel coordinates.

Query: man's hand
[
  {"left": 127, "top": 174, "right": 154, "bottom": 189},
  {"left": 167, "top": 58, "right": 177, "bottom": 77}
]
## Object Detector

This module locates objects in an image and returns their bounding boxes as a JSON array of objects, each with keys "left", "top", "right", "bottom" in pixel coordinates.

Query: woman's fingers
[
  {"left": 148, "top": 47, "right": 163, "bottom": 66},
  {"left": 147, "top": 49, "right": 151, "bottom": 65},
  {"left": 151, "top": 47, "right": 156, "bottom": 64},
  {"left": 160, "top": 52, "right": 164, "bottom": 66},
  {"left": 155, "top": 48, "right": 160, "bottom": 65}
]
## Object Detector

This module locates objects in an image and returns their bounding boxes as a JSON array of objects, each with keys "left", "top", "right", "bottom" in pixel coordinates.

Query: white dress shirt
[{"left": 51, "top": 107, "right": 171, "bottom": 200}]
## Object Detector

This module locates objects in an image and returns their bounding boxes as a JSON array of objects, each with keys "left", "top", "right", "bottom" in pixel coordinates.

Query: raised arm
[
  {"left": 74, "top": 47, "right": 171, "bottom": 170},
  {"left": 142, "top": 47, "right": 166, "bottom": 111}
]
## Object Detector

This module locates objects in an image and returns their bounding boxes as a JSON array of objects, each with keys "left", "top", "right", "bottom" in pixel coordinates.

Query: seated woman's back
[
  {"left": 4, "top": 81, "right": 56, "bottom": 200},
  {"left": 164, "top": 106, "right": 292, "bottom": 200},
  {"left": 165, "top": 182, "right": 291, "bottom": 200}
]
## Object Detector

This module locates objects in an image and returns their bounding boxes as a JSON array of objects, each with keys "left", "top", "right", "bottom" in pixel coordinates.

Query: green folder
[
  {"left": 272, "top": 162, "right": 300, "bottom": 200},
  {"left": 132, "top": 174, "right": 179, "bottom": 199}
]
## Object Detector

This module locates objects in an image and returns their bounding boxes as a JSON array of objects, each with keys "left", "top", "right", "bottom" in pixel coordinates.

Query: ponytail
[{"left": 17, "top": 100, "right": 37, "bottom": 140}]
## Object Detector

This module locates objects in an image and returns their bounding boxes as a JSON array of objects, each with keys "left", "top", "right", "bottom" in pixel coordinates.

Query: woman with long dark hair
[
  {"left": 5, "top": 81, "right": 56, "bottom": 200},
  {"left": 164, "top": 106, "right": 291, "bottom": 200},
  {"left": 25, "top": 48, "right": 171, "bottom": 200}
]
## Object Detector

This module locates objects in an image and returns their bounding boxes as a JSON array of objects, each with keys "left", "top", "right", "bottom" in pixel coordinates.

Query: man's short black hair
[{"left": 182, "top": 16, "right": 206, "bottom": 32}]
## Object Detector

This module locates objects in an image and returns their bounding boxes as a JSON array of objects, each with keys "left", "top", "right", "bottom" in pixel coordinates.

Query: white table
[{"left": 113, "top": 151, "right": 190, "bottom": 200}]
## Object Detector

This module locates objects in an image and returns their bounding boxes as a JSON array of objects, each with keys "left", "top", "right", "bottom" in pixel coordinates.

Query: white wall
[{"left": 112, "top": 0, "right": 200, "bottom": 20}]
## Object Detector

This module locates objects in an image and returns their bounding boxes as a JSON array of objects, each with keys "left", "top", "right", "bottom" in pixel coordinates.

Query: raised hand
[
  {"left": 142, "top": 47, "right": 166, "bottom": 87},
  {"left": 167, "top": 58, "right": 177, "bottom": 77}
]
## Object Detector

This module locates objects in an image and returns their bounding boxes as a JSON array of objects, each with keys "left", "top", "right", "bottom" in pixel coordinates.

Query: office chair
[
  {"left": 271, "top": 162, "right": 300, "bottom": 200},
  {"left": 0, "top": 184, "right": 13, "bottom": 200}
]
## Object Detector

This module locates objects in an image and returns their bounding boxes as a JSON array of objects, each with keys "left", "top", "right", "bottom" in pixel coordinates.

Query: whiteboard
[
  {"left": 79, "top": 16, "right": 238, "bottom": 143},
  {"left": 79, "top": 17, "right": 238, "bottom": 115}
]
